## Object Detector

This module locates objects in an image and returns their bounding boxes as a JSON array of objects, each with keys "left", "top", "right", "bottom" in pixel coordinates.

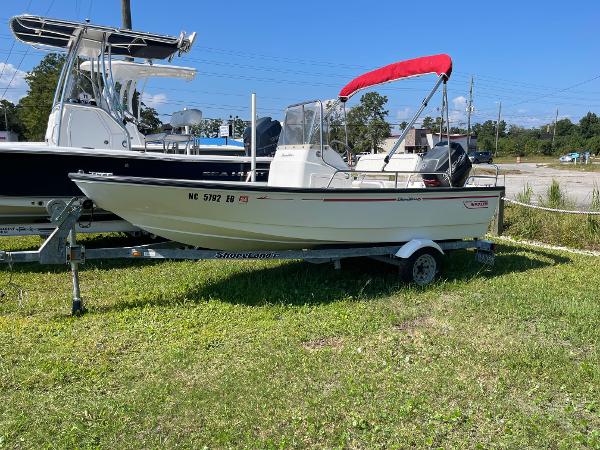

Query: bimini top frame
[{"left": 10, "top": 15, "right": 196, "bottom": 60}]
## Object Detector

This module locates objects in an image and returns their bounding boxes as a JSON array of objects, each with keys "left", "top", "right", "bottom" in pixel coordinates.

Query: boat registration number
[{"left": 188, "top": 193, "right": 238, "bottom": 203}]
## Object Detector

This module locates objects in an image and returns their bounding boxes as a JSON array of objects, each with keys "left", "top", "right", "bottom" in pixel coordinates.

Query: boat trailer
[{"left": 0, "top": 197, "right": 496, "bottom": 315}]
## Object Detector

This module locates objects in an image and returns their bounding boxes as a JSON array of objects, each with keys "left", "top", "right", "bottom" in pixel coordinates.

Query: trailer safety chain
[
  {"left": 502, "top": 197, "right": 600, "bottom": 215},
  {"left": 77, "top": 203, "right": 95, "bottom": 229}
]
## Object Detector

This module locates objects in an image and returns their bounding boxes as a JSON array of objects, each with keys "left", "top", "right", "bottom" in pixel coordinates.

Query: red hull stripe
[
  {"left": 323, "top": 198, "right": 398, "bottom": 202},
  {"left": 322, "top": 195, "right": 498, "bottom": 202},
  {"left": 257, "top": 195, "right": 499, "bottom": 202},
  {"left": 422, "top": 195, "right": 499, "bottom": 201}
]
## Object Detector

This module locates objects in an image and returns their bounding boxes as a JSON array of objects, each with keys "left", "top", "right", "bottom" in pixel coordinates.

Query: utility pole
[
  {"left": 121, "top": 0, "right": 133, "bottom": 61},
  {"left": 552, "top": 107, "right": 558, "bottom": 149},
  {"left": 494, "top": 101, "right": 502, "bottom": 157},
  {"left": 466, "top": 76, "right": 474, "bottom": 151},
  {"left": 3, "top": 104, "right": 8, "bottom": 133},
  {"left": 121, "top": 0, "right": 132, "bottom": 29},
  {"left": 438, "top": 105, "right": 444, "bottom": 142}
]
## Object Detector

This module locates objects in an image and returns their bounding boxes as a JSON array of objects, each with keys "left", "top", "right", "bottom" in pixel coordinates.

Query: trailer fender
[{"left": 394, "top": 239, "right": 444, "bottom": 259}]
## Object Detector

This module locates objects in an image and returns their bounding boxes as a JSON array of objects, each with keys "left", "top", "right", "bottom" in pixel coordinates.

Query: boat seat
[
  {"left": 144, "top": 108, "right": 203, "bottom": 153},
  {"left": 352, "top": 180, "right": 387, "bottom": 189}
]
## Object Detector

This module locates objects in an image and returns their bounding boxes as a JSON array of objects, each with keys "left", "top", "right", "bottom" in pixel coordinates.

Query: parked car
[
  {"left": 467, "top": 150, "right": 493, "bottom": 164},
  {"left": 559, "top": 152, "right": 580, "bottom": 163}
]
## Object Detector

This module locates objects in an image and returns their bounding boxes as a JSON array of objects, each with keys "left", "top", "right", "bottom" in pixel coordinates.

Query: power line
[
  {"left": 0, "top": 0, "right": 57, "bottom": 101},
  {"left": 0, "top": 0, "right": 33, "bottom": 82}
]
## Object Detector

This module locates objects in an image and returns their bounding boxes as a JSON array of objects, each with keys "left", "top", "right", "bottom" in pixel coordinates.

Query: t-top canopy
[
  {"left": 10, "top": 15, "right": 196, "bottom": 60},
  {"left": 79, "top": 60, "right": 196, "bottom": 82},
  {"left": 338, "top": 54, "right": 452, "bottom": 102}
]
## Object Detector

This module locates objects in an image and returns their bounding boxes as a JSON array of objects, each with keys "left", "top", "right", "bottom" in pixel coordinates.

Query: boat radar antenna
[{"left": 337, "top": 54, "right": 452, "bottom": 171}]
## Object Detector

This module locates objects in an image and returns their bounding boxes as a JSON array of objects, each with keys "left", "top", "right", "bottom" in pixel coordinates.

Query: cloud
[
  {"left": 521, "top": 117, "right": 542, "bottom": 125},
  {"left": 446, "top": 96, "right": 468, "bottom": 127},
  {"left": 517, "top": 108, "right": 528, "bottom": 114},
  {"left": 0, "top": 62, "right": 28, "bottom": 102},
  {"left": 391, "top": 107, "right": 412, "bottom": 132},
  {"left": 396, "top": 107, "right": 412, "bottom": 121},
  {"left": 141, "top": 92, "right": 167, "bottom": 108},
  {"left": 452, "top": 95, "right": 466, "bottom": 109}
]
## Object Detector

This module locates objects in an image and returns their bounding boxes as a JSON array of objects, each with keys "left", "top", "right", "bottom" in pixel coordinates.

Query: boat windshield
[{"left": 279, "top": 101, "right": 323, "bottom": 147}]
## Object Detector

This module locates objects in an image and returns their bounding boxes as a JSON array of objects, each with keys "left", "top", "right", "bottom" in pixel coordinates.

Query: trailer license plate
[{"left": 476, "top": 250, "right": 495, "bottom": 266}]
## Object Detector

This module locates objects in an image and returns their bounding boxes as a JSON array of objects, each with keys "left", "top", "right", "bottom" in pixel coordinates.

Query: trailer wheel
[{"left": 401, "top": 248, "right": 441, "bottom": 286}]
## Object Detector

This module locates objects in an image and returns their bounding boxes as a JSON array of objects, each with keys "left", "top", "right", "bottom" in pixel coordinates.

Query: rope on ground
[
  {"left": 494, "top": 235, "right": 600, "bottom": 257},
  {"left": 502, "top": 197, "right": 600, "bottom": 215}
]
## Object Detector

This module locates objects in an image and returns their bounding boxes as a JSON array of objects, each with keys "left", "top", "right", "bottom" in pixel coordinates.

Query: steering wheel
[{"left": 329, "top": 139, "right": 354, "bottom": 166}]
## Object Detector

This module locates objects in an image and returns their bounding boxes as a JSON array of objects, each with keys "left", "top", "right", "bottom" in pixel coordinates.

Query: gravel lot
[{"left": 493, "top": 162, "right": 600, "bottom": 206}]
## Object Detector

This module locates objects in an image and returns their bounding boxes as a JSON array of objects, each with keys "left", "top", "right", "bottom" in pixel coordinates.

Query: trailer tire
[{"left": 401, "top": 248, "right": 441, "bottom": 286}]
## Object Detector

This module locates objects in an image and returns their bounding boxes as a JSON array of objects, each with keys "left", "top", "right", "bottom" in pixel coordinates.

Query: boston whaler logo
[{"left": 464, "top": 200, "right": 489, "bottom": 209}]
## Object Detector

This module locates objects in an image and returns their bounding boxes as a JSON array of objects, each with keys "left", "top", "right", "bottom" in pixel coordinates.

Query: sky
[{"left": 1, "top": 0, "right": 599, "bottom": 131}]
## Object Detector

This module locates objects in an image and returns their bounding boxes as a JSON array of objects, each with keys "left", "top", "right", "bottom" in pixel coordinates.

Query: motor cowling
[
  {"left": 243, "top": 117, "right": 282, "bottom": 157},
  {"left": 418, "top": 141, "right": 472, "bottom": 187}
]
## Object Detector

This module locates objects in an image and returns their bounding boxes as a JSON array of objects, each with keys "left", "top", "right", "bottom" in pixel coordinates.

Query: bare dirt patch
[{"left": 392, "top": 316, "right": 434, "bottom": 333}]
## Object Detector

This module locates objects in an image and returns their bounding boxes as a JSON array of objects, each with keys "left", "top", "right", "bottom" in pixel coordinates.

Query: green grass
[
  {"left": 493, "top": 155, "right": 600, "bottom": 170},
  {"left": 504, "top": 181, "right": 600, "bottom": 251},
  {"left": 494, "top": 155, "right": 558, "bottom": 164},
  {"left": 545, "top": 162, "right": 600, "bottom": 172},
  {"left": 1, "top": 234, "right": 599, "bottom": 448}
]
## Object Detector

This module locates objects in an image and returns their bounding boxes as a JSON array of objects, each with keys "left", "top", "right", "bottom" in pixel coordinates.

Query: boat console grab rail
[
  {"left": 325, "top": 169, "right": 452, "bottom": 189},
  {"left": 465, "top": 164, "right": 501, "bottom": 187}
]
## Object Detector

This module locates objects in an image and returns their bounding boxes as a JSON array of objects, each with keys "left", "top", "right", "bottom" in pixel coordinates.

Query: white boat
[
  {"left": 71, "top": 54, "right": 505, "bottom": 250},
  {"left": 0, "top": 15, "right": 271, "bottom": 225}
]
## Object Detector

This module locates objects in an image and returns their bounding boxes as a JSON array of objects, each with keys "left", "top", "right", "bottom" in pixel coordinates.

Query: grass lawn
[
  {"left": 504, "top": 204, "right": 600, "bottom": 251},
  {"left": 493, "top": 155, "right": 558, "bottom": 164},
  {"left": 1, "top": 234, "right": 599, "bottom": 448},
  {"left": 494, "top": 155, "right": 600, "bottom": 170},
  {"left": 545, "top": 162, "right": 600, "bottom": 173}
]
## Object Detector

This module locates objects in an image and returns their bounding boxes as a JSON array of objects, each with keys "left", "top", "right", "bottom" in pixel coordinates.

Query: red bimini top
[{"left": 338, "top": 54, "right": 452, "bottom": 102}]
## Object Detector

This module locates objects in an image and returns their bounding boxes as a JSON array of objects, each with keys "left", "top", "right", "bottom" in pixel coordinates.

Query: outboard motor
[
  {"left": 243, "top": 117, "right": 282, "bottom": 157},
  {"left": 418, "top": 141, "right": 472, "bottom": 187}
]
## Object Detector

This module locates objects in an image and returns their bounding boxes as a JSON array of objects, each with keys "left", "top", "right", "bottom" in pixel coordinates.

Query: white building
[
  {"left": 380, "top": 129, "right": 476, "bottom": 154},
  {"left": 427, "top": 133, "right": 476, "bottom": 152}
]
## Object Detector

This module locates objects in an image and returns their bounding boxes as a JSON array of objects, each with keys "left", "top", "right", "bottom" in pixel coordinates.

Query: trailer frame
[{"left": 0, "top": 197, "right": 496, "bottom": 315}]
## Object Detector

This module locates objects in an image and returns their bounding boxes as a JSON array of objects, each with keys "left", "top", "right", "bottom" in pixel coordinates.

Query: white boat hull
[
  {"left": 72, "top": 175, "right": 504, "bottom": 250},
  {"left": 0, "top": 196, "right": 57, "bottom": 224}
]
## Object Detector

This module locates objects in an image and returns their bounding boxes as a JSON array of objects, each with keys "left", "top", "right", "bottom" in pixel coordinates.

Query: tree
[
  {"left": 399, "top": 121, "right": 408, "bottom": 131},
  {"left": 555, "top": 118, "right": 574, "bottom": 137},
  {"left": 431, "top": 117, "right": 443, "bottom": 134},
  {"left": 421, "top": 116, "right": 435, "bottom": 130},
  {"left": 539, "top": 140, "right": 553, "bottom": 155},
  {"left": 586, "top": 135, "right": 600, "bottom": 156},
  {"left": 230, "top": 117, "right": 246, "bottom": 138},
  {"left": 0, "top": 99, "right": 24, "bottom": 137},
  {"left": 191, "top": 118, "right": 223, "bottom": 138},
  {"left": 18, "top": 53, "right": 66, "bottom": 141},
  {"left": 138, "top": 103, "right": 162, "bottom": 134},
  {"left": 347, "top": 92, "right": 391, "bottom": 153},
  {"left": 579, "top": 112, "right": 600, "bottom": 139},
  {"left": 479, "top": 136, "right": 494, "bottom": 152}
]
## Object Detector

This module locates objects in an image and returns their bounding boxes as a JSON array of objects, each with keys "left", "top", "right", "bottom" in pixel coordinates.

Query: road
[{"left": 493, "top": 162, "right": 600, "bottom": 206}]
